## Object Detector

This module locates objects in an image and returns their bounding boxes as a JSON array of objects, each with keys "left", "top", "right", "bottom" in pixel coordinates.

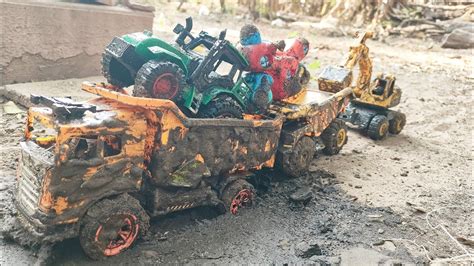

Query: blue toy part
[
  {"left": 244, "top": 73, "right": 273, "bottom": 107},
  {"left": 260, "top": 56, "right": 270, "bottom": 68},
  {"left": 240, "top": 32, "right": 262, "bottom": 46}
]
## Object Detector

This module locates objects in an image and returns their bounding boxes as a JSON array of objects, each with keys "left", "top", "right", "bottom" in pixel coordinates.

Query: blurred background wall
[{"left": 0, "top": 1, "right": 153, "bottom": 85}]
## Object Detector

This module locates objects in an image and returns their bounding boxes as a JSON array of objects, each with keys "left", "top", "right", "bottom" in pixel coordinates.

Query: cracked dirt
[{"left": 0, "top": 8, "right": 473, "bottom": 265}]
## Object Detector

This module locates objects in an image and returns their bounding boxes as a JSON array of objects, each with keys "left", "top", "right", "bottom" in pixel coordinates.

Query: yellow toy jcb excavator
[{"left": 318, "top": 31, "right": 406, "bottom": 140}]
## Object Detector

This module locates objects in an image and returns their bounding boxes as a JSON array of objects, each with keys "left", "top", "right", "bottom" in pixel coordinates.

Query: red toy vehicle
[{"left": 239, "top": 25, "right": 310, "bottom": 101}]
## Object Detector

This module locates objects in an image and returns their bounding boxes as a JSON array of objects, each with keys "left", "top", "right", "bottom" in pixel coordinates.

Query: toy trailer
[{"left": 14, "top": 82, "right": 351, "bottom": 260}]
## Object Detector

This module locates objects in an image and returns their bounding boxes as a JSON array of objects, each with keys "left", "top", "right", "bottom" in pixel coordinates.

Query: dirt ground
[{"left": 0, "top": 5, "right": 473, "bottom": 265}]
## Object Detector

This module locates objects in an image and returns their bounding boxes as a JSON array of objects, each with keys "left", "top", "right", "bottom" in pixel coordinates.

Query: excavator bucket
[{"left": 317, "top": 66, "right": 352, "bottom": 93}]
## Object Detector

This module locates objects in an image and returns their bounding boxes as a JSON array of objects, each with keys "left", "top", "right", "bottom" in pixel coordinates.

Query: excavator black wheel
[
  {"left": 389, "top": 112, "right": 406, "bottom": 135},
  {"left": 367, "top": 115, "right": 389, "bottom": 140}
]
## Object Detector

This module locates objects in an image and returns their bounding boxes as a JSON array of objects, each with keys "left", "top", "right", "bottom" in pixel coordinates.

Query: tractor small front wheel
[
  {"left": 134, "top": 61, "right": 186, "bottom": 100},
  {"left": 79, "top": 194, "right": 149, "bottom": 260},
  {"left": 276, "top": 136, "right": 316, "bottom": 178},
  {"left": 221, "top": 179, "right": 255, "bottom": 215},
  {"left": 389, "top": 112, "right": 406, "bottom": 135},
  {"left": 321, "top": 119, "right": 348, "bottom": 155},
  {"left": 367, "top": 115, "right": 389, "bottom": 140}
]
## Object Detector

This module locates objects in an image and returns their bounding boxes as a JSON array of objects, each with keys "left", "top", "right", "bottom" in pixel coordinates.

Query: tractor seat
[{"left": 208, "top": 71, "right": 234, "bottom": 88}]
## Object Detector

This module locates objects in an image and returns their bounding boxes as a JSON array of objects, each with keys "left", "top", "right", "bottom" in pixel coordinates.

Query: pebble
[
  {"left": 142, "top": 250, "right": 159, "bottom": 258},
  {"left": 378, "top": 229, "right": 385, "bottom": 234},
  {"left": 290, "top": 187, "right": 313, "bottom": 203},
  {"left": 0, "top": 184, "right": 8, "bottom": 191},
  {"left": 295, "top": 241, "right": 322, "bottom": 258}
]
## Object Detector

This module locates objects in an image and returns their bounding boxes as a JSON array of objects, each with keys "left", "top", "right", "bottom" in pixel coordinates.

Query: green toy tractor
[{"left": 102, "top": 17, "right": 262, "bottom": 118}]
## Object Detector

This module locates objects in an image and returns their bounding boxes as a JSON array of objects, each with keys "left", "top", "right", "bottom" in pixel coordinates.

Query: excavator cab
[{"left": 358, "top": 73, "right": 402, "bottom": 109}]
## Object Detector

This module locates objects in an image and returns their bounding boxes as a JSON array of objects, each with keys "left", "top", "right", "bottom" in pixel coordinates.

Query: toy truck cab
[{"left": 16, "top": 96, "right": 148, "bottom": 241}]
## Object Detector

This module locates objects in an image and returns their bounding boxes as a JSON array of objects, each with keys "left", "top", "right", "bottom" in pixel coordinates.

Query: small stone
[
  {"left": 290, "top": 187, "right": 313, "bottom": 203},
  {"left": 354, "top": 173, "right": 361, "bottom": 179},
  {"left": 352, "top": 149, "right": 362, "bottom": 154},
  {"left": 271, "top": 18, "right": 288, "bottom": 28},
  {"left": 378, "top": 229, "right": 385, "bottom": 234},
  {"left": 310, "top": 255, "right": 341, "bottom": 264},
  {"left": 309, "top": 165, "right": 318, "bottom": 172},
  {"left": 295, "top": 241, "right": 322, "bottom": 258},
  {"left": 0, "top": 184, "right": 8, "bottom": 191},
  {"left": 354, "top": 185, "right": 362, "bottom": 189},
  {"left": 380, "top": 241, "right": 396, "bottom": 252},
  {"left": 278, "top": 239, "right": 290, "bottom": 250},
  {"left": 391, "top": 157, "right": 401, "bottom": 161},
  {"left": 400, "top": 171, "right": 409, "bottom": 177},
  {"left": 142, "top": 250, "right": 159, "bottom": 258},
  {"left": 3, "top": 101, "right": 23, "bottom": 114}
]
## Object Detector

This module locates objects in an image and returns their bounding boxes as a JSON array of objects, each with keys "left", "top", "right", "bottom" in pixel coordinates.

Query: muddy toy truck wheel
[
  {"left": 79, "top": 194, "right": 150, "bottom": 260},
  {"left": 221, "top": 179, "right": 255, "bottom": 215},
  {"left": 367, "top": 115, "right": 389, "bottom": 140},
  {"left": 276, "top": 136, "right": 316, "bottom": 178},
  {"left": 321, "top": 119, "right": 348, "bottom": 155},
  {"left": 134, "top": 61, "right": 186, "bottom": 100},
  {"left": 389, "top": 112, "right": 406, "bottom": 134},
  {"left": 198, "top": 96, "right": 244, "bottom": 119}
]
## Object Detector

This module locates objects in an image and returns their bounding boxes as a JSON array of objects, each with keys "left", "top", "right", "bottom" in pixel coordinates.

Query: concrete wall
[{"left": 0, "top": 1, "right": 153, "bottom": 85}]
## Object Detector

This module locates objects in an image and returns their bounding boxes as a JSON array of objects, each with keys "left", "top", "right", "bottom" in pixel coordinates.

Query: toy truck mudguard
[{"left": 15, "top": 83, "right": 282, "bottom": 252}]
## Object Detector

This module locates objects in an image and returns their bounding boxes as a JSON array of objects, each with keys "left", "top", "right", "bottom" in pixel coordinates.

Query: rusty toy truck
[{"left": 15, "top": 76, "right": 351, "bottom": 259}]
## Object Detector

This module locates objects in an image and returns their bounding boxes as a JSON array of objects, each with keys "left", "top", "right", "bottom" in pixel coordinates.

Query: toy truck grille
[{"left": 16, "top": 142, "right": 53, "bottom": 215}]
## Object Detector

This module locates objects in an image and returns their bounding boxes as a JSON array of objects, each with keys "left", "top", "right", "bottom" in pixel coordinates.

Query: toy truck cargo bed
[
  {"left": 269, "top": 87, "right": 352, "bottom": 136},
  {"left": 82, "top": 83, "right": 283, "bottom": 186}
]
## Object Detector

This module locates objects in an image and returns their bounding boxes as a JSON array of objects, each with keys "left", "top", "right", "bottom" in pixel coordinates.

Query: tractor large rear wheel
[
  {"left": 101, "top": 52, "right": 134, "bottom": 88},
  {"left": 79, "top": 194, "right": 149, "bottom": 260},
  {"left": 134, "top": 61, "right": 186, "bottom": 100}
]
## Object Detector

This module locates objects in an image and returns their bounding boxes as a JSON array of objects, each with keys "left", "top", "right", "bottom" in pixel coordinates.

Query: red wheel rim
[
  {"left": 230, "top": 189, "right": 253, "bottom": 215},
  {"left": 152, "top": 73, "right": 179, "bottom": 99},
  {"left": 94, "top": 214, "right": 139, "bottom": 256}
]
